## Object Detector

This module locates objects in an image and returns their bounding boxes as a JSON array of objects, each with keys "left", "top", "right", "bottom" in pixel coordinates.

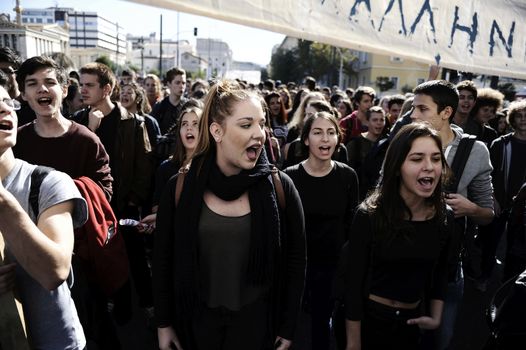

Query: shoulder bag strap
[{"left": 271, "top": 166, "right": 286, "bottom": 211}]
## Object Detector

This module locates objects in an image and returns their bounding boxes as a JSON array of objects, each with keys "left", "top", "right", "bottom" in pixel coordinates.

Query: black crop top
[{"left": 345, "top": 208, "right": 452, "bottom": 321}]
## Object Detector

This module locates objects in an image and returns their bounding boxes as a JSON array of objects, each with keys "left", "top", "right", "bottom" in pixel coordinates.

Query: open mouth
[
  {"left": 417, "top": 177, "right": 435, "bottom": 189},
  {"left": 246, "top": 145, "right": 261, "bottom": 161},
  {"left": 319, "top": 145, "right": 332, "bottom": 154},
  {"left": 185, "top": 133, "right": 195, "bottom": 141},
  {"left": 0, "top": 119, "right": 14, "bottom": 131},
  {"left": 37, "top": 97, "right": 52, "bottom": 106}
]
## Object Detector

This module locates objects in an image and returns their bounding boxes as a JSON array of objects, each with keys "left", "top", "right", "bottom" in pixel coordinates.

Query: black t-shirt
[
  {"left": 96, "top": 105, "right": 120, "bottom": 165},
  {"left": 284, "top": 161, "right": 358, "bottom": 265},
  {"left": 509, "top": 137, "right": 526, "bottom": 202},
  {"left": 345, "top": 208, "right": 452, "bottom": 321}
]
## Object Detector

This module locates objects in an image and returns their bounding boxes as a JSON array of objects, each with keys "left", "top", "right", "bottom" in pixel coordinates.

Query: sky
[{"left": 1, "top": 0, "right": 286, "bottom": 66}]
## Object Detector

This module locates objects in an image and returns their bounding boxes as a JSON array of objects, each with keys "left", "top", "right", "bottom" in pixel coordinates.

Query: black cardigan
[{"left": 153, "top": 170, "right": 306, "bottom": 345}]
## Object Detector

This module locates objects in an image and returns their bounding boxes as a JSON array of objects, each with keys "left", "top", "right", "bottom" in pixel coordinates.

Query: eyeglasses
[{"left": 1, "top": 98, "right": 21, "bottom": 110}]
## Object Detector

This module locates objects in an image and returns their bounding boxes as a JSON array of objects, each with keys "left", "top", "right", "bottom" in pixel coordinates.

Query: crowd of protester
[{"left": 0, "top": 44, "right": 525, "bottom": 350}]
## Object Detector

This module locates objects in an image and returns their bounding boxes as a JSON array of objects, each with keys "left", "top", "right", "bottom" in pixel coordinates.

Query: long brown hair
[
  {"left": 171, "top": 106, "right": 203, "bottom": 166},
  {"left": 121, "top": 82, "right": 151, "bottom": 115},
  {"left": 264, "top": 91, "right": 288, "bottom": 125},
  {"left": 362, "top": 122, "right": 449, "bottom": 234}
]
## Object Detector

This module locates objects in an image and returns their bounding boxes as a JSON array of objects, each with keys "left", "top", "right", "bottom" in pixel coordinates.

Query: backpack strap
[
  {"left": 271, "top": 166, "right": 286, "bottom": 211},
  {"left": 447, "top": 134, "right": 477, "bottom": 193},
  {"left": 29, "top": 166, "right": 53, "bottom": 218}
]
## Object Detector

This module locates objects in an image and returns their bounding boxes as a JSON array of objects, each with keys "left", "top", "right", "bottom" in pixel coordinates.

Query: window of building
[
  {"left": 390, "top": 56, "right": 404, "bottom": 63},
  {"left": 11, "top": 35, "right": 17, "bottom": 51},
  {"left": 47, "top": 18, "right": 53, "bottom": 23},
  {"left": 22, "top": 18, "right": 28, "bottom": 23},
  {"left": 36, "top": 18, "right": 42, "bottom": 23},
  {"left": 390, "top": 77, "right": 399, "bottom": 89},
  {"left": 359, "top": 52, "right": 368, "bottom": 64}
]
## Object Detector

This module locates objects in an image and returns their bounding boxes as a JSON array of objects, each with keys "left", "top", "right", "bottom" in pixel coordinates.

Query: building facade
[
  {"left": 196, "top": 38, "right": 232, "bottom": 79},
  {"left": 21, "top": 7, "right": 127, "bottom": 67},
  {"left": 355, "top": 52, "right": 429, "bottom": 95},
  {"left": 0, "top": 14, "right": 69, "bottom": 60},
  {"left": 180, "top": 52, "right": 207, "bottom": 77},
  {"left": 127, "top": 33, "right": 199, "bottom": 77}
]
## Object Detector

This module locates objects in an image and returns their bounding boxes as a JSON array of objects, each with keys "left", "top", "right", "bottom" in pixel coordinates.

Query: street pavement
[{"left": 88, "top": 258, "right": 504, "bottom": 349}]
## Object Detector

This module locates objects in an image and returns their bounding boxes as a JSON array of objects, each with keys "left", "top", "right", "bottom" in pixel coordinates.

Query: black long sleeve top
[
  {"left": 345, "top": 208, "right": 452, "bottom": 321},
  {"left": 284, "top": 161, "right": 359, "bottom": 266}
]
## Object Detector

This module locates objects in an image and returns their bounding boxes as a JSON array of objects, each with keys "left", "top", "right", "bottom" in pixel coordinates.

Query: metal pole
[
  {"left": 159, "top": 14, "right": 163, "bottom": 78},
  {"left": 208, "top": 38, "right": 211, "bottom": 79},
  {"left": 339, "top": 50, "right": 343, "bottom": 89},
  {"left": 115, "top": 22, "right": 119, "bottom": 65},
  {"left": 139, "top": 37, "right": 144, "bottom": 74},
  {"left": 176, "top": 12, "right": 180, "bottom": 67}
]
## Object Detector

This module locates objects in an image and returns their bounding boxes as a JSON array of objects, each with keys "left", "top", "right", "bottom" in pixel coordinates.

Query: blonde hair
[
  {"left": 192, "top": 80, "right": 266, "bottom": 170},
  {"left": 288, "top": 91, "right": 325, "bottom": 129}
]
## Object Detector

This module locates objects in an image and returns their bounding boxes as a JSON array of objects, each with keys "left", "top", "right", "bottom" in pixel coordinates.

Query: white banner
[{"left": 126, "top": 0, "right": 526, "bottom": 79}]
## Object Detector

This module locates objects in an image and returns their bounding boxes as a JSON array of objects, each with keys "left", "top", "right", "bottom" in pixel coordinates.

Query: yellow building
[{"left": 355, "top": 52, "right": 430, "bottom": 95}]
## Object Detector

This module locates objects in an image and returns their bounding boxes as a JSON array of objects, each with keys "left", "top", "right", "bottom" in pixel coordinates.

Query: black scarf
[{"left": 173, "top": 149, "right": 281, "bottom": 314}]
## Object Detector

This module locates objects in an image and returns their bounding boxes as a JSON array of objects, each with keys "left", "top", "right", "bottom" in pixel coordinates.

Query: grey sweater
[{"left": 446, "top": 125, "right": 494, "bottom": 210}]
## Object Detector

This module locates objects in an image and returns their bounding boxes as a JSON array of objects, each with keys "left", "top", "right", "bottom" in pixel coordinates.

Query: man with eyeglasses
[
  {"left": 0, "top": 47, "right": 36, "bottom": 126},
  {"left": 0, "top": 73, "right": 88, "bottom": 350}
]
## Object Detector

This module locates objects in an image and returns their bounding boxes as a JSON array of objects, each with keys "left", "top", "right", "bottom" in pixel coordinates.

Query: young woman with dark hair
[
  {"left": 284, "top": 111, "right": 359, "bottom": 350},
  {"left": 154, "top": 80, "right": 306, "bottom": 350},
  {"left": 283, "top": 99, "right": 348, "bottom": 168},
  {"left": 264, "top": 91, "right": 289, "bottom": 151},
  {"left": 139, "top": 106, "right": 203, "bottom": 232},
  {"left": 120, "top": 82, "right": 161, "bottom": 152},
  {"left": 265, "top": 91, "right": 288, "bottom": 128},
  {"left": 278, "top": 87, "right": 292, "bottom": 112},
  {"left": 337, "top": 99, "right": 353, "bottom": 120},
  {"left": 343, "top": 122, "right": 454, "bottom": 350}
]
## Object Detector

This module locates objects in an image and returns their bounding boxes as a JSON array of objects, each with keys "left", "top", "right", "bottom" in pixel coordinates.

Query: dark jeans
[
  {"left": 70, "top": 256, "right": 121, "bottom": 349},
  {"left": 362, "top": 299, "right": 421, "bottom": 350},
  {"left": 479, "top": 214, "right": 508, "bottom": 280},
  {"left": 118, "top": 205, "right": 153, "bottom": 308},
  {"left": 191, "top": 298, "right": 270, "bottom": 350},
  {"left": 332, "top": 302, "right": 347, "bottom": 350},
  {"left": 306, "top": 264, "right": 336, "bottom": 350}
]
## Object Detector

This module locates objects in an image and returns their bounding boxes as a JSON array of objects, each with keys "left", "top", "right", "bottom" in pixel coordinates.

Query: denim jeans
[{"left": 362, "top": 299, "right": 421, "bottom": 349}]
